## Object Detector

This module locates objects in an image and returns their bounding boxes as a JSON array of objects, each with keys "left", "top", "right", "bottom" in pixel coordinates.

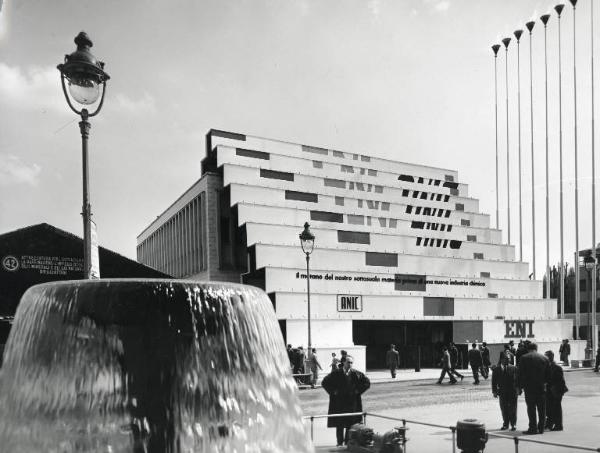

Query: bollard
[{"left": 456, "top": 419, "right": 487, "bottom": 453}]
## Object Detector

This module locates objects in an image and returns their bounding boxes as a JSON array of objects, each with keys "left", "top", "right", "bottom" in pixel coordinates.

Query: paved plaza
[{"left": 300, "top": 368, "right": 600, "bottom": 452}]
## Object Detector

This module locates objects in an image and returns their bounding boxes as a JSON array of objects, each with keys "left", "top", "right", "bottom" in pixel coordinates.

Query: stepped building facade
[{"left": 137, "top": 130, "right": 584, "bottom": 370}]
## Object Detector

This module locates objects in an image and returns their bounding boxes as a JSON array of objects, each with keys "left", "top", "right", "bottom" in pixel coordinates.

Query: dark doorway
[{"left": 353, "top": 320, "right": 453, "bottom": 370}]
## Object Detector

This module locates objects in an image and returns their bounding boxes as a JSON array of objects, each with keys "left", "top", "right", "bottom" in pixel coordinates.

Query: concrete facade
[{"left": 137, "top": 130, "right": 583, "bottom": 371}]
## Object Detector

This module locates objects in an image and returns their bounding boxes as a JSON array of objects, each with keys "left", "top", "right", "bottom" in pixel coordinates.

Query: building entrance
[{"left": 353, "top": 321, "right": 453, "bottom": 370}]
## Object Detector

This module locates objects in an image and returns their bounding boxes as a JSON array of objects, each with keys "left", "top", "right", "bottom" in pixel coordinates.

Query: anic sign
[{"left": 337, "top": 295, "right": 362, "bottom": 312}]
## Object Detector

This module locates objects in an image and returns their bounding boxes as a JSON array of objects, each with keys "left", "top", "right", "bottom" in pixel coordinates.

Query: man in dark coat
[
  {"left": 321, "top": 356, "right": 370, "bottom": 446},
  {"left": 559, "top": 339, "right": 570, "bottom": 366},
  {"left": 492, "top": 353, "right": 520, "bottom": 431},
  {"left": 468, "top": 343, "right": 483, "bottom": 384},
  {"left": 544, "top": 350, "right": 568, "bottom": 431},
  {"left": 595, "top": 346, "right": 600, "bottom": 373},
  {"left": 386, "top": 344, "right": 400, "bottom": 378},
  {"left": 449, "top": 342, "right": 464, "bottom": 380},
  {"left": 519, "top": 342, "right": 550, "bottom": 434},
  {"left": 437, "top": 346, "right": 457, "bottom": 384},
  {"left": 480, "top": 342, "right": 491, "bottom": 379},
  {"left": 515, "top": 340, "right": 528, "bottom": 367},
  {"left": 287, "top": 344, "right": 294, "bottom": 370},
  {"left": 498, "top": 343, "right": 515, "bottom": 366}
]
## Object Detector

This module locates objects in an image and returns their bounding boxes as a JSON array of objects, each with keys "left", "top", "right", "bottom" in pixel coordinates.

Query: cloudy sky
[{"left": 0, "top": 0, "right": 598, "bottom": 277}]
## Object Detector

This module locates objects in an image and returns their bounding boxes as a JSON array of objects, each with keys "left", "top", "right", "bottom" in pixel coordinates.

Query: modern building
[
  {"left": 0, "top": 223, "right": 170, "bottom": 362},
  {"left": 137, "top": 129, "right": 584, "bottom": 370}
]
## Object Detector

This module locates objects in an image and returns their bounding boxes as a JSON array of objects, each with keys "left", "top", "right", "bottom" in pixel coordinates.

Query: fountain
[{"left": 0, "top": 279, "right": 312, "bottom": 452}]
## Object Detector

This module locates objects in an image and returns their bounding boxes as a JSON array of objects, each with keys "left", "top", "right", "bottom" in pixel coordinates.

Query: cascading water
[{"left": 0, "top": 280, "right": 312, "bottom": 453}]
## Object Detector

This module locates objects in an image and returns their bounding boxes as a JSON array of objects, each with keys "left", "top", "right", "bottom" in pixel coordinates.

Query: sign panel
[
  {"left": 337, "top": 294, "right": 362, "bottom": 312},
  {"left": 504, "top": 320, "right": 534, "bottom": 338}
]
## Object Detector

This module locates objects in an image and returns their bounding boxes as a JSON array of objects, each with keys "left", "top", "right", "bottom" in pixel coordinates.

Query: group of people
[
  {"left": 286, "top": 344, "right": 323, "bottom": 388},
  {"left": 439, "top": 339, "right": 568, "bottom": 434}
]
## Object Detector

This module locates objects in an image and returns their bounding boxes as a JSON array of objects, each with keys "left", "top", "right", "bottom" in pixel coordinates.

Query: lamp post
[
  {"left": 57, "top": 32, "right": 109, "bottom": 279},
  {"left": 502, "top": 36, "right": 512, "bottom": 245},
  {"left": 526, "top": 20, "right": 536, "bottom": 279},
  {"left": 300, "top": 222, "right": 315, "bottom": 355},
  {"left": 584, "top": 251, "right": 595, "bottom": 358}
]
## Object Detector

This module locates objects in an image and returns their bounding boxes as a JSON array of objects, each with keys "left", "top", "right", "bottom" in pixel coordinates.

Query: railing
[{"left": 303, "top": 412, "right": 600, "bottom": 452}]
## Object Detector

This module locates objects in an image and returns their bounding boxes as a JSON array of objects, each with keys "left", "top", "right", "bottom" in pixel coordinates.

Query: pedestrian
[
  {"left": 480, "top": 342, "right": 491, "bottom": 379},
  {"left": 339, "top": 350, "right": 348, "bottom": 369},
  {"left": 437, "top": 346, "right": 457, "bottom": 384},
  {"left": 492, "top": 353, "right": 520, "bottom": 431},
  {"left": 468, "top": 343, "right": 483, "bottom": 385},
  {"left": 449, "top": 342, "right": 464, "bottom": 381},
  {"left": 307, "top": 348, "right": 323, "bottom": 388},
  {"left": 386, "top": 344, "right": 400, "bottom": 378},
  {"left": 509, "top": 340, "right": 517, "bottom": 357},
  {"left": 498, "top": 343, "right": 515, "bottom": 366},
  {"left": 287, "top": 344, "right": 294, "bottom": 370},
  {"left": 330, "top": 352, "right": 340, "bottom": 373},
  {"left": 321, "top": 356, "right": 371, "bottom": 447},
  {"left": 515, "top": 340, "right": 528, "bottom": 367},
  {"left": 519, "top": 342, "right": 550, "bottom": 435},
  {"left": 294, "top": 346, "right": 306, "bottom": 374},
  {"left": 595, "top": 346, "right": 600, "bottom": 373},
  {"left": 559, "top": 339, "right": 570, "bottom": 366},
  {"left": 544, "top": 350, "right": 567, "bottom": 431}
]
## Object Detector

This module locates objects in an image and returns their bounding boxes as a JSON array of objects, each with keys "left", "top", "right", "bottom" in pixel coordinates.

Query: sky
[{"left": 0, "top": 0, "right": 599, "bottom": 277}]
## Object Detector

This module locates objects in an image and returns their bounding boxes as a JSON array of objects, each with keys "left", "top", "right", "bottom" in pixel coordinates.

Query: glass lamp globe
[{"left": 67, "top": 76, "right": 101, "bottom": 105}]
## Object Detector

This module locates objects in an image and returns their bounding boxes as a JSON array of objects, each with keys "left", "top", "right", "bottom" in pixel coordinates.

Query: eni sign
[
  {"left": 337, "top": 295, "right": 362, "bottom": 312},
  {"left": 504, "top": 320, "right": 534, "bottom": 338}
]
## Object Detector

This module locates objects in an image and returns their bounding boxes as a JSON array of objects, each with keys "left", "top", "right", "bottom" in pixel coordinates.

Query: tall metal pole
[
  {"left": 571, "top": 0, "right": 580, "bottom": 339},
  {"left": 79, "top": 109, "right": 92, "bottom": 279},
  {"left": 591, "top": 0, "right": 597, "bottom": 354},
  {"left": 493, "top": 44, "right": 501, "bottom": 231},
  {"left": 542, "top": 14, "right": 551, "bottom": 299},
  {"left": 526, "top": 21, "right": 537, "bottom": 279},
  {"left": 306, "top": 253, "right": 312, "bottom": 353},
  {"left": 515, "top": 29, "right": 524, "bottom": 262},
  {"left": 556, "top": 4, "right": 566, "bottom": 317},
  {"left": 503, "top": 37, "right": 512, "bottom": 245}
]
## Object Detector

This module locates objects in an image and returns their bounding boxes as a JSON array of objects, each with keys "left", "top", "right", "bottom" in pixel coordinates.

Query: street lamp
[
  {"left": 57, "top": 32, "right": 110, "bottom": 279},
  {"left": 299, "top": 222, "right": 315, "bottom": 355},
  {"left": 584, "top": 251, "right": 595, "bottom": 357}
]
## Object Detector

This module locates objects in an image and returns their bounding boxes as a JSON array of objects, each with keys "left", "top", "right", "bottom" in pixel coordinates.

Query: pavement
[{"left": 302, "top": 368, "right": 600, "bottom": 452}]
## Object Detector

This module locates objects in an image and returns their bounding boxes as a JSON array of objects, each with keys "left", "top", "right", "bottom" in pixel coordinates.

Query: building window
[
  {"left": 434, "top": 180, "right": 441, "bottom": 186},
  {"left": 411, "top": 221, "right": 425, "bottom": 229},
  {"left": 444, "top": 210, "right": 451, "bottom": 218},
  {"left": 488, "top": 293, "right": 498, "bottom": 298},
  {"left": 420, "top": 192, "right": 427, "bottom": 200},
  {"left": 480, "top": 272, "right": 491, "bottom": 278},
  {"left": 473, "top": 253, "right": 484, "bottom": 260},
  {"left": 405, "top": 205, "right": 413, "bottom": 214},
  {"left": 348, "top": 214, "right": 364, "bottom": 225},
  {"left": 402, "top": 189, "right": 410, "bottom": 197},
  {"left": 353, "top": 154, "right": 359, "bottom": 160},
  {"left": 260, "top": 168, "right": 294, "bottom": 181},
  {"left": 378, "top": 218, "right": 387, "bottom": 227},
  {"left": 349, "top": 182, "right": 355, "bottom": 189},
  {"left": 310, "top": 210, "right": 344, "bottom": 223},
  {"left": 389, "top": 219, "right": 397, "bottom": 228},
  {"left": 450, "top": 240, "right": 462, "bottom": 249},
  {"left": 366, "top": 200, "right": 379, "bottom": 210},
  {"left": 302, "top": 145, "right": 328, "bottom": 155},
  {"left": 445, "top": 174, "right": 455, "bottom": 182},
  {"left": 338, "top": 230, "right": 370, "bottom": 244},
  {"left": 461, "top": 219, "right": 471, "bottom": 226},
  {"left": 360, "top": 168, "right": 366, "bottom": 175},
  {"left": 440, "top": 224, "right": 446, "bottom": 231},
  {"left": 382, "top": 202, "right": 390, "bottom": 211},
  {"left": 444, "top": 195, "right": 450, "bottom": 202},
  {"left": 398, "top": 174, "right": 415, "bottom": 182},
  {"left": 436, "top": 194, "right": 443, "bottom": 201},
  {"left": 415, "top": 206, "right": 422, "bottom": 215},
  {"left": 368, "top": 169, "right": 378, "bottom": 176},
  {"left": 356, "top": 183, "right": 365, "bottom": 191},
  {"left": 341, "top": 165, "right": 354, "bottom": 173},
  {"left": 361, "top": 155, "right": 371, "bottom": 162},
  {"left": 335, "top": 196, "right": 345, "bottom": 206},
  {"left": 450, "top": 188, "right": 459, "bottom": 196},
  {"left": 358, "top": 199, "right": 363, "bottom": 208},
  {"left": 423, "top": 207, "right": 431, "bottom": 216},
  {"left": 332, "top": 150, "right": 345, "bottom": 158},
  {"left": 366, "top": 252, "right": 398, "bottom": 267},
  {"left": 467, "top": 234, "right": 477, "bottom": 242},
  {"left": 324, "top": 178, "right": 346, "bottom": 188},
  {"left": 375, "top": 185, "right": 383, "bottom": 193},
  {"left": 313, "top": 160, "right": 323, "bottom": 168},
  {"left": 456, "top": 203, "right": 465, "bottom": 211},
  {"left": 236, "top": 148, "right": 270, "bottom": 160},
  {"left": 285, "top": 190, "right": 318, "bottom": 203},
  {"left": 366, "top": 216, "right": 372, "bottom": 226}
]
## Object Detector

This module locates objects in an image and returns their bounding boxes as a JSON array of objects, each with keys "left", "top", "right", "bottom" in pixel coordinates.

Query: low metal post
[
  {"left": 513, "top": 436, "right": 519, "bottom": 453},
  {"left": 310, "top": 416, "right": 314, "bottom": 442},
  {"left": 363, "top": 412, "right": 367, "bottom": 425},
  {"left": 451, "top": 426, "right": 456, "bottom": 453},
  {"left": 403, "top": 420, "right": 408, "bottom": 453}
]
